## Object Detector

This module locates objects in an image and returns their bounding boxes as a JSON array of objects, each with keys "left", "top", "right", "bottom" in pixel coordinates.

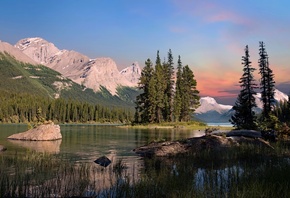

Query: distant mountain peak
[
  {"left": 196, "top": 89, "right": 289, "bottom": 123},
  {"left": 196, "top": 96, "right": 232, "bottom": 114},
  {"left": 120, "top": 62, "right": 141, "bottom": 84}
]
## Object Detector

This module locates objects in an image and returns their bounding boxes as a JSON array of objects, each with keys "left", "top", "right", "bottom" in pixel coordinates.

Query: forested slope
[{"left": 0, "top": 52, "right": 137, "bottom": 123}]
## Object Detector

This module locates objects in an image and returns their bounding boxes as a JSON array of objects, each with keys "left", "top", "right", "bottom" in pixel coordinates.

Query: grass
[
  {"left": 1, "top": 141, "right": 290, "bottom": 197},
  {"left": 125, "top": 121, "right": 228, "bottom": 130}
]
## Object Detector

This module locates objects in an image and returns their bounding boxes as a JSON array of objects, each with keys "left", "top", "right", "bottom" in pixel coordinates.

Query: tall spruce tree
[
  {"left": 173, "top": 55, "right": 183, "bottom": 121},
  {"left": 180, "top": 65, "right": 200, "bottom": 121},
  {"left": 230, "top": 45, "right": 258, "bottom": 129},
  {"left": 162, "top": 49, "right": 175, "bottom": 122},
  {"left": 258, "top": 41, "right": 275, "bottom": 119},
  {"left": 134, "top": 58, "right": 154, "bottom": 123},
  {"left": 154, "top": 51, "right": 167, "bottom": 123}
]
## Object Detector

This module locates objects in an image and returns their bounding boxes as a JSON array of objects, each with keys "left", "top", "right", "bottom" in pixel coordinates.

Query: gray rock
[{"left": 7, "top": 123, "right": 62, "bottom": 141}]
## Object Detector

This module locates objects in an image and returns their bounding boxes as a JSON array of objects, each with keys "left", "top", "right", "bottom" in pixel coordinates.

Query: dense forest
[
  {"left": 0, "top": 52, "right": 136, "bottom": 124},
  {"left": 0, "top": 92, "right": 133, "bottom": 123}
]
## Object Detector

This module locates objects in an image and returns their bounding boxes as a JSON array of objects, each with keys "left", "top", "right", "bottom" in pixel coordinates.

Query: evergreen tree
[
  {"left": 180, "top": 65, "right": 200, "bottom": 121},
  {"left": 134, "top": 58, "right": 154, "bottom": 123},
  {"left": 163, "top": 49, "right": 175, "bottom": 122},
  {"left": 230, "top": 45, "right": 258, "bottom": 129},
  {"left": 154, "top": 51, "right": 167, "bottom": 123},
  {"left": 173, "top": 55, "right": 183, "bottom": 121},
  {"left": 258, "top": 41, "right": 275, "bottom": 119}
]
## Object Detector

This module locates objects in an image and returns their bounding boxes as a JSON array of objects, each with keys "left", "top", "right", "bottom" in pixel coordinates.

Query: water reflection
[{"left": 8, "top": 139, "right": 62, "bottom": 154}]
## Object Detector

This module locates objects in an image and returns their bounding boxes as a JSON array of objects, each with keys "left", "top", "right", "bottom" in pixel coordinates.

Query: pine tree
[
  {"left": 134, "top": 58, "right": 154, "bottom": 123},
  {"left": 154, "top": 51, "right": 167, "bottom": 123},
  {"left": 230, "top": 45, "right": 258, "bottom": 129},
  {"left": 173, "top": 56, "right": 183, "bottom": 121},
  {"left": 258, "top": 41, "right": 275, "bottom": 119},
  {"left": 163, "top": 49, "right": 175, "bottom": 122},
  {"left": 180, "top": 65, "right": 200, "bottom": 121}
]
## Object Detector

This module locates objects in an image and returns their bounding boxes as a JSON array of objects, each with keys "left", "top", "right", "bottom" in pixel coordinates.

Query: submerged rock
[
  {"left": 94, "top": 156, "right": 111, "bottom": 167},
  {"left": 7, "top": 123, "right": 61, "bottom": 141},
  {"left": 0, "top": 145, "right": 7, "bottom": 152}
]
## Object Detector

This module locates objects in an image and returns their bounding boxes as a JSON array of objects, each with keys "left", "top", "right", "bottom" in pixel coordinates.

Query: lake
[
  {"left": 0, "top": 124, "right": 204, "bottom": 164},
  {"left": 1, "top": 124, "right": 290, "bottom": 197}
]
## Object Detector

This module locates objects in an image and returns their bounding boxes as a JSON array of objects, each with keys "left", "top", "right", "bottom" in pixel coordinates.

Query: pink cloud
[
  {"left": 172, "top": 0, "right": 250, "bottom": 25},
  {"left": 195, "top": 65, "right": 240, "bottom": 97}
]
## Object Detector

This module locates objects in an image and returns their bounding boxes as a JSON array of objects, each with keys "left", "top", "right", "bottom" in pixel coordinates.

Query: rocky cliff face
[
  {"left": 15, "top": 37, "right": 60, "bottom": 64},
  {"left": 75, "top": 57, "right": 136, "bottom": 94},
  {"left": 15, "top": 37, "right": 140, "bottom": 94}
]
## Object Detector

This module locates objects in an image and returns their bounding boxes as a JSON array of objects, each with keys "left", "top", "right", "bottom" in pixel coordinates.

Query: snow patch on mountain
[{"left": 255, "top": 89, "right": 288, "bottom": 109}]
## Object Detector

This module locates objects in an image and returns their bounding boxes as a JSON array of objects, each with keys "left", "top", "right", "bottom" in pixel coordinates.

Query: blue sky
[{"left": 1, "top": 0, "right": 290, "bottom": 104}]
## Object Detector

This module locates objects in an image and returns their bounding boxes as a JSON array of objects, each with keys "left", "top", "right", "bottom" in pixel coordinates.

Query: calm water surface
[{"left": 0, "top": 124, "right": 205, "bottom": 164}]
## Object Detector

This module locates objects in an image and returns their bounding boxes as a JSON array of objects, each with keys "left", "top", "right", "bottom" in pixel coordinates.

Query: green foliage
[{"left": 116, "top": 86, "right": 141, "bottom": 104}]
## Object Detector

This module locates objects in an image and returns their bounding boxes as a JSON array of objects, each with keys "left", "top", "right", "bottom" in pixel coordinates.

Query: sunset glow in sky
[{"left": 1, "top": 0, "right": 290, "bottom": 104}]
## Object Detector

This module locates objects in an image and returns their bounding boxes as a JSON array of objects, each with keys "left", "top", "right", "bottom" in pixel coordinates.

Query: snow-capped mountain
[
  {"left": 196, "top": 89, "right": 289, "bottom": 123},
  {"left": 15, "top": 37, "right": 141, "bottom": 94},
  {"left": 255, "top": 89, "right": 288, "bottom": 109},
  {"left": 196, "top": 97, "right": 232, "bottom": 114},
  {"left": 195, "top": 97, "right": 233, "bottom": 123}
]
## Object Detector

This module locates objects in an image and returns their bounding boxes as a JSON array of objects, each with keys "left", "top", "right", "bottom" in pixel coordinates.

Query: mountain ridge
[{"left": 14, "top": 37, "right": 141, "bottom": 94}]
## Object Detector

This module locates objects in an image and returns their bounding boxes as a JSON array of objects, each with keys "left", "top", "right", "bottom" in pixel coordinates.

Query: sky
[{"left": 1, "top": 0, "right": 290, "bottom": 105}]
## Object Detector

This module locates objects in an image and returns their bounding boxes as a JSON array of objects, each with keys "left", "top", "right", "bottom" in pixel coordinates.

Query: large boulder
[{"left": 7, "top": 123, "right": 62, "bottom": 141}]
